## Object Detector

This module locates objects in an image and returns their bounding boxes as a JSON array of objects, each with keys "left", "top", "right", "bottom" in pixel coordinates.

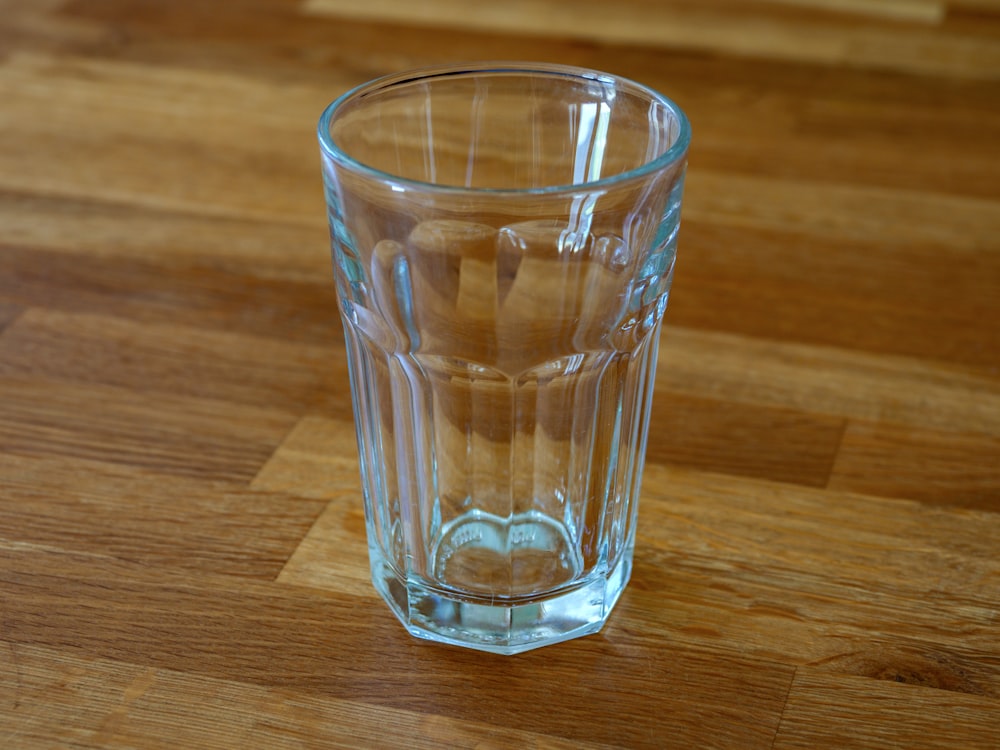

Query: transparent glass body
[{"left": 318, "top": 63, "right": 689, "bottom": 654}]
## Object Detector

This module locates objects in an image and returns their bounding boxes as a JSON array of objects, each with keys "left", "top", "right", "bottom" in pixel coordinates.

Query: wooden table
[{"left": 2, "top": 1, "right": 998, "bottom": 747}]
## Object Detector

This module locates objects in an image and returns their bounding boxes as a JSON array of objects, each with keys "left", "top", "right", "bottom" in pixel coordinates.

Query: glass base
[{"left": 370, "top": 545, "right": 632, "bottom": 655}]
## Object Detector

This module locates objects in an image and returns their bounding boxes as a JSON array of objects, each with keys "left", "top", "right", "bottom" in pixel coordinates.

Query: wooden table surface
[{"left": 2, "top": 1, "right": 999, "bottom": 747}]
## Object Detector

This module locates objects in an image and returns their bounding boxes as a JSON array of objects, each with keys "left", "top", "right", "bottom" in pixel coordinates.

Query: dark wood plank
[
  {"left": 0, "top": 643, "right": 609, "bottom": 749},
  {"left": 647, "top": 392, "right": 846, "bottom": 487},
  {"left": 671, "top": 220, "right": 1000, "bottom": 369},
  {"left": 0, "top": 308, "right": 345, "bottom": 414},
  {"left": 0, "top": 453, "right": 327, "bottom": 579},
  {"left": 0, "top": 375, "right": 295, "bottom": 481},
  {"left": 828, "top": 421, "right": 1000, "bottom": 509},
  {"left": 0, "top": 241, "right": 338, "bottom": 345},
  {"left": 658, "top": 327, "right": 1000, "bottom": 438}
]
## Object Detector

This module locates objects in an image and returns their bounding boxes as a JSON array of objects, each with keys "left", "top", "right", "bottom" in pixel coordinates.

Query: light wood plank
[
  {"left": 305, "top": 0, "right": 1000, "bottom": 77},
  {"left": 768, "top": 0, "right": 945, "bottom": 22},
  {"left": 254, "top": 416, "right": 373, "bottom": 597},
  {"left": 252, "top": 414, "right": 361, "bottom": 499},
  {"left": 618, "top": 464, "right": 1000, "bottom": 686},
  {"left": 0, "top": 52, "right": 334, "bottom": 223},
  {"left": 638, "top": 462, "right": 1000, "bottom": 605}
]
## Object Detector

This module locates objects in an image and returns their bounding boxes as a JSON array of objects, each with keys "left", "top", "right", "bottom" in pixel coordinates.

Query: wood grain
[
  {"left": 829, "top": 421, "right": 1000, "bottom": 508},
  {"left": 0, "top": 549, "right": 795, "bottom": 749},
  {"left": 304, "top": 0, "right": 1000, "bottom": 78},
  {"left": 0, "top": 376, "right": 294, "bottom": 481},
  {"left": 772, "top": 670, "right": 1000, "bottom": 749},
  {"left": 0, "top": 452, "right": 327, "bottom": 578},
  {"left": 0, "top": 307, "right": 341, "bottom": 412},
  {"left": 1, "top": 0, "right": 998, "bottom": 747}
]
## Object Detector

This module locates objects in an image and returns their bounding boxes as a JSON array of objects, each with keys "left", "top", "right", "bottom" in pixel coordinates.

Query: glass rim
[{"left": 317, "top": 61, "right": 691, "bottom": 196}]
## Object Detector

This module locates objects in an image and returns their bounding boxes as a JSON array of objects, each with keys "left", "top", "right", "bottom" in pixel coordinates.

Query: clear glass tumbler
[{"left": 318, "top": 63, "right": 689, "bottom": 654}]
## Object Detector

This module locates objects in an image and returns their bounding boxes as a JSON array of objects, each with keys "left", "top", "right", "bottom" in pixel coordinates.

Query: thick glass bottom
[{"left": 370, "top": 540, "right": 632, "bottom": 655}]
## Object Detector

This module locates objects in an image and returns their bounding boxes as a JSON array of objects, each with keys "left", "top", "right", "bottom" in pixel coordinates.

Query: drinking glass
[{"left": 318, "top": 62, "right": 689, "bottom": 654}]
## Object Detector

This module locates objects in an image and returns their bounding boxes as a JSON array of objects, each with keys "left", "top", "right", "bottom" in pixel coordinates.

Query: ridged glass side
[
  {"left": 342, "top": 320, "right": 665, "bottom": 653},
  {"left": 330, "top": 191, "right": 679, "bottom": 651}
]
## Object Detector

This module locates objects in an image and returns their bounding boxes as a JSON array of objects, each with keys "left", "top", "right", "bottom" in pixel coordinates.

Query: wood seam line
[
  {"left": 251, "top": 415, "right": 308, "bottom": 494},
  {"left": 823, "top": 419, "right": 852, "bottom": 490},
  {"left": 768, "top": 665, "right": 799, "bottom": 750},
  {"left": 0, "top": 306, "right": 27, "bottom": 338},
  {"left": 251, "top": 415, "right": 336, "bottom": 582}
]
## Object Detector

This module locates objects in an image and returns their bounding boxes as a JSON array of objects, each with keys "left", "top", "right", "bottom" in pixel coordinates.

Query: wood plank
[
  {"left": 621, "top": 465, "right": 1000, "bottom": 674},
  {"left": 304, "top": 0, "right": 1000, "bottom": 78},
  {"left": 253, "top": 416, "right": 382, "bottom": 597},
  {"left": 245, "top": 691, "right": 609, "bottom": 750},
  {"left": 683, "top": 171, "right": 1000, "bottom": 253},
  {"left": 0, "top": 376, "right": 295, "bottom": 481},
  {"left": 0, "top": 0, "right": 108, "bottom": 60},
  {"left": 683, "top": 76, "right": 1000, "bottom": 201},
  {"left": 0, "top": 642, "right": 149, "bottom": 749},
  {"left": 806, "top": 643, "right": 1000, "bottom": 696},
  {"left": 648, "top": 393, "right": 845, "bottom": 486},
  {"left": 258, "top": 420, "right": 1000, "bottom": 693},
  {"left": 657, "top": 327, "right": 1000, "bottom": 437},
  {"left": 0, "top": 549, "right": 796, "bottom": 749},
  {"left": 0, "top": 191, "right": 332, "bottom": 283},
  {"left": 256, "top": 402, "right": 845, "bottom": 514},
  {"left": 0, "top": 642, "right": 611, "bottom": 749},
  {"left": 0, "top": 242, "right": 337, "bottom": 343},
  {"left": 253, "top": 416, "right": 373, "bottom": 597},
  {"left": 252, "top": 415, "right": 361, "bottom": 498},
  {"left": 55, "top": 0, "right": 446, "bottom": 83},
  {"left": 46, "top": 4, "right": 1000, "bottom": 201},
  {"left": 828, "top": 421, "right": 1000, "bottom": 509},
  {"left": 768, "top": 0, "right": 945, "bottom": 22},
  {"left": 0, "top": 308, "right": 344, "bottom": 415},
  {"left": 1, "top": 0, "right": 997, "bottom": 745},
  {"left": 951, "top": 0, "right": 1000, "bottom": 11},
  {"left": 672, "top": 220, "right": 1000, "bottom": 369},
  {"left": 0, "top": 52, "right": 331, "bottom": 223},
  {"left": 772, "top": 669, "right": 1000, "bottom": 749},
  {"left": 640, "top": 464, "right": 1000, "bottom": 604},
  {"left": 0, "top": 303, "right": 21, "bottom": 333},
  {"left": 0, "top": 453, "right": 327, "bottom": 579}
]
